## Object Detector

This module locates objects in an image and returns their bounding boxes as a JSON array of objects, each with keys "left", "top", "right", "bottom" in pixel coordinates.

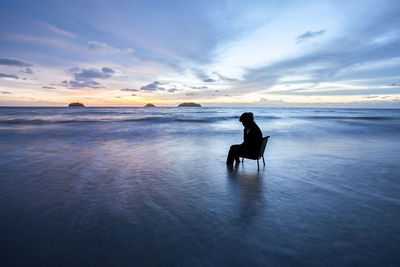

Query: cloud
[
  {"left": 69, "top": 67, "right": 114, "bottom": 79},
  {"left": 87, "top": 41, "right": 133, "bottom": 54},
  {"left": 20, "top": 68, "right": 33, "bottom": 74},
  {"left": 102, "top": 67, "right": 115, "bottom": 74},
  {"left": 1, "top": 91, "right": 12, "bottom": 94},
  {"left": 213, "top": 72, "right": 238, "bottom": 82},
  {"left": 62, "top": 79, "right": 104, "bottom": 89},
  {"left": 256, "top": 98, "right": 292, "bottom": 107},
  {"left": 232, "top": 23, "right": 400, "bottom": 96},
  {"left": 192, "top": 68, "right": 217, "bottom": 83},
  {"left": 0, "top": 73, "right": 19, "bottom": 79},
  {"left": 42, "top": 86, "right": 55, "bottom": 89},
  {"left": 62, "top": 67, "right": 115, "bottom": 88},
  {"left": 190, "top": 86, "right": 208, "bottom": 89},
  {"left": 46, "top": 24, "right": 77, "bottom": 38},
  {"left": 0, "top": 58, "right": 32, "bottom": 67},
  {"left": 296, "top": 29, "right": 326, "bottom": 43},
  {"left": 122, "top": 82, "right": 172, "bottom": 93},
  {"left": 140, "top": 81, "right": 166, "bottom": 91},
  {"left": 192, "top": 68, "right": 236, "bottom": 83},
  {"left": 5, "top": 34, "right": 80, "bottom": 50},
  {"left": 120, "top": 88, "right": 139, "bottom": 92},
  {"left": 266, "top": 86, "right": 400, "bottom": 96}
]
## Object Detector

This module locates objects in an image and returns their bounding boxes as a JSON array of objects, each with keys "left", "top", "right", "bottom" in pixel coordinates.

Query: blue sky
[{"left": 0, "top": 0, "right": 399, "bottom": 106}]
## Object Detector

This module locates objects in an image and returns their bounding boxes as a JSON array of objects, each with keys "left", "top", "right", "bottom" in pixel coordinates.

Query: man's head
[{"left": 239, "top": 112, "right": 254, "bottom": 127}]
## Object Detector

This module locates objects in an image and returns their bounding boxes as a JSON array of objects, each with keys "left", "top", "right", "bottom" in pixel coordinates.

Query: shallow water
[{"left": 0, "top": 107, "right": 399, "bottom": 266}]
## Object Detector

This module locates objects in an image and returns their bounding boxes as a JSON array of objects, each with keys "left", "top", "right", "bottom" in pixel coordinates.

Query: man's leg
[{"left": 226, "top": 144, "right": 242, "bottom": 165}]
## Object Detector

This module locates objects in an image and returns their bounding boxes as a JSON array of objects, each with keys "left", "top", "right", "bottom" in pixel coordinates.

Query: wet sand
[{"left": 0, "top": 107, "right": 399, "bottom": 265}]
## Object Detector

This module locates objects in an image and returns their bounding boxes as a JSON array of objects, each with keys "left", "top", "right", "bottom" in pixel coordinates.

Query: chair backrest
[{"left": 258, "top": 136, "right": 270, "bottom": 159}]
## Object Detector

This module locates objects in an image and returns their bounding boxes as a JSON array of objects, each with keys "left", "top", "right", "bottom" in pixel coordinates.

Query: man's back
[{"left": 243, "top": 121, "right": 262, "bottom": 157}]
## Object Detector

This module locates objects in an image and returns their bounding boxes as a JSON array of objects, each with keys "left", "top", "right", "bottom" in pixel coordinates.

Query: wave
[
  {"left": 0, "top": 119, "right": 102, "bottom": 124},
  {"left": 294, "top": 116, "right": 397, "bottom": 121},
  {"left": 0, "top": 116, "right": 236, "bottom": 125},
  {"left": 1, "top": 114, "right": 397, "bottom": 125}
]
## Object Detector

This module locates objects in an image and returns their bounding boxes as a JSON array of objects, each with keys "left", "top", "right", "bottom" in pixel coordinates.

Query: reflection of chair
[{"left": 242, "top": 136, "right": 270, "bottom": 169}]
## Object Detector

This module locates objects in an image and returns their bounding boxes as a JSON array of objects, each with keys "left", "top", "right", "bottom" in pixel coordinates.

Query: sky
[{"left": 0, "top": 0, "right": 400, "bottom": 107}]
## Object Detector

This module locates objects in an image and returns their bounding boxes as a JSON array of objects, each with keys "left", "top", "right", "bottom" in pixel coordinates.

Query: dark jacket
[{"left": 242, "top": 121, "right": 263, "bottom": 158}]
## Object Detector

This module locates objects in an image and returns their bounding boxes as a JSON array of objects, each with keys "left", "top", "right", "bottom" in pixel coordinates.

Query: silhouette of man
[{"left": 226, "top": 112, "right": 262, "bottom": 165}]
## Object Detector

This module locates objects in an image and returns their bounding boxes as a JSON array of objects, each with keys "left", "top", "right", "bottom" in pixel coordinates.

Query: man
[{"left": 226, "top": 112, "right": 263, "bottom": 165}]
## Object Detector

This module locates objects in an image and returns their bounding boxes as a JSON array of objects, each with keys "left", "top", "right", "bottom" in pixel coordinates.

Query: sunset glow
[{"left": 1, "top": 0, "right": 399, "bottom": 107}]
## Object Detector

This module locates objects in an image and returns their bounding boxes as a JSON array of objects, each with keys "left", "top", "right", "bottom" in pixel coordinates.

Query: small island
[
  {"left": 144, "top": 103, "right": 156, "bottom": 107},
  {"left": 68, "top": 102, "right": 85, "bottom": 107},
  {"left": 178, "top": 102, "right": 201, "bottom": 107}
]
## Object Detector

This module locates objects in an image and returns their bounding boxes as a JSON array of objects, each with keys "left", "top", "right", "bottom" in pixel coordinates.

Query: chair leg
[
  {"left": 257, "top": 159, "right": 259, "bottom": 170},
  {"left": 262, "top": 156, "right": 265, "bottom": 166},
  {"left": 242, "top": 157, "right": 244, "bottom": 162}
]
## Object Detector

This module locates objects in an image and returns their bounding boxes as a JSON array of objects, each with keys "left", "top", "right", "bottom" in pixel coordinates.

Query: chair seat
[
  {"left": 241, "top": 136, "right": 270, "bottom": 169},
  {"left": 243, "top": 156, "right": 259, "bottom": 160}
]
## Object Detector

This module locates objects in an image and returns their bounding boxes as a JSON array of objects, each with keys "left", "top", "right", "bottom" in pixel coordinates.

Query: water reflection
[{"left": 226, "top": 165, "right": 266, "bottom": 225}]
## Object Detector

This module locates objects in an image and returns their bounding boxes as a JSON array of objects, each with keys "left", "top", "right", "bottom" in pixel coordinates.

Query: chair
[{"left": 241, "top": 136, "right": 270, "bottom": 169}]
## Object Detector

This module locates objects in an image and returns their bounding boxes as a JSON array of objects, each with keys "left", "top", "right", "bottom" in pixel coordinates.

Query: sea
[{"left": 0, "top": 107, "right": 399, "bottom": 266}]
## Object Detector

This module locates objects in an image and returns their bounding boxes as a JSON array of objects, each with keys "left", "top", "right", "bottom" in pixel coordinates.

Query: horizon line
[{"left": 1, "top": 105, "right": 400, "bottom": 110}]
